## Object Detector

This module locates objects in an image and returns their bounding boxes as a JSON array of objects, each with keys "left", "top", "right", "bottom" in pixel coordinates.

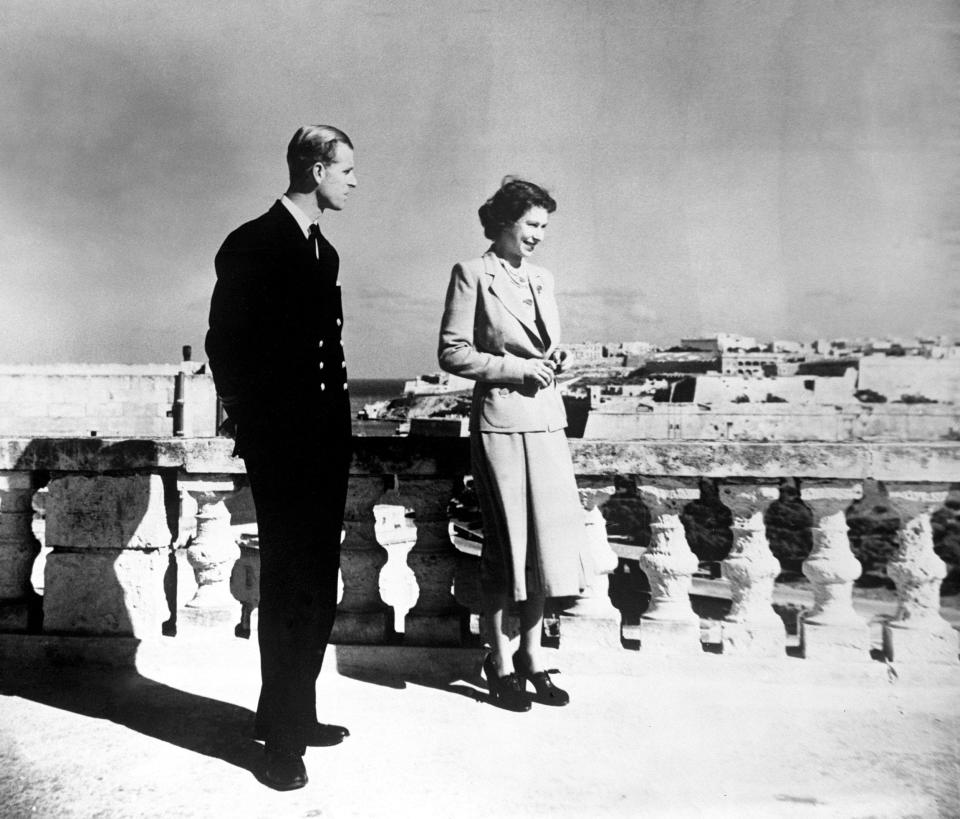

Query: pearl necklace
[{"left": 499, "top": 258, "right": 528, "bottom": 288}]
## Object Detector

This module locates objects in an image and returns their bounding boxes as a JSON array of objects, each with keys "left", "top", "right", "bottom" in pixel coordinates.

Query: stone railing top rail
[{"left": 1, "top": 437, "right": 959, "bottom": 482}]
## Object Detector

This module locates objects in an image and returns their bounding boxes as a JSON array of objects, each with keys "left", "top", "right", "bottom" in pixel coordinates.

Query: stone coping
[{"left": 0, "top": 436, "right": 959, "bottom": 481}]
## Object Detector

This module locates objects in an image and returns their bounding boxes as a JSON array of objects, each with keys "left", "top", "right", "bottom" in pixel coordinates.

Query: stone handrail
[{"left": 0, "top": 436, "right": 958, "bottom": 666}]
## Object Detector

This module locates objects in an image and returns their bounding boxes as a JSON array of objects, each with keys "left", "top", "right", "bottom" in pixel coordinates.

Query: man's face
[{"left": 315, "top": 143, "right": 357, "bottom": 211}]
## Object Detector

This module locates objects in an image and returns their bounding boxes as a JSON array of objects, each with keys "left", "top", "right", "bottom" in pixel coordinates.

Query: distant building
[
  {"left": 919, "top": 337, "right": 960, "bottom": 359},
  {"left": 564, "top": 342, "right": 607, "bottom": 364},
  {"left": 864, "top": 339, "right": 894, "bottom": 355},
  {"left": 680, "top": 333, "right": 758, "bottom": 354},
  {"left": 771, "top": 339, "right": 807, "bottom": 354},
  {"left": 814, "top": 338, "right": 860, "bottom": 357},
  {"left": 614, "top": 341, "right": 658, "bottom": 357},
  {"left": 720, "top": 351, "right": 803, "bottom": 377}
]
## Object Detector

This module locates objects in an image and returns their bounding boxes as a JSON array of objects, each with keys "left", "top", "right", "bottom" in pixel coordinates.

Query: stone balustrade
[{"left": 0, "top": 437, "right": 958, "bottom": 668}]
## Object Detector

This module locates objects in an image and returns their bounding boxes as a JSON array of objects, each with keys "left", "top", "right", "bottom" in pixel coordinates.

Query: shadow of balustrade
[{"left": 0, "top": 652, "right": 262, "bottom": 778}]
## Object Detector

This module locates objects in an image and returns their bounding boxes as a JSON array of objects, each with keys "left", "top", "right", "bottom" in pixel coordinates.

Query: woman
[{"left": 438, "top": 177, "right": 587, "bottom": 711}]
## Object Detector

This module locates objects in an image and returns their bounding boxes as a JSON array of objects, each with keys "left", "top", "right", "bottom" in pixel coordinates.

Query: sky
[{"left": 2, "top": 0, "right": 958, "bottom": 377}]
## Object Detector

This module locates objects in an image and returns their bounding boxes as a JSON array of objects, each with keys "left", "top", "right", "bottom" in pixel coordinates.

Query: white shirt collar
[{"left": 280, "top": 194, "right": 317, "bottom": 239}]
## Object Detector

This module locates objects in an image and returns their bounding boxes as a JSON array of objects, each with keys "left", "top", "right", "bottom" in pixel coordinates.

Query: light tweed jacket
[{"left": 438, "top": 249, "right": 568, "bottom": 433}]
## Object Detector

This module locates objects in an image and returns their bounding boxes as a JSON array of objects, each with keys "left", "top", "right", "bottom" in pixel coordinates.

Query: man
[{"left": 205, "top": 125, "right": 357, "bottom": 790}]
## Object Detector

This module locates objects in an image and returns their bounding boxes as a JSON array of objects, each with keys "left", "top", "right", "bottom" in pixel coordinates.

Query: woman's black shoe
[
  {"left": 483, "top": 654, "right": 531, "bottom": 712},
  {"left": 513, "top": 651, "right": 570, "bottom": 706}
]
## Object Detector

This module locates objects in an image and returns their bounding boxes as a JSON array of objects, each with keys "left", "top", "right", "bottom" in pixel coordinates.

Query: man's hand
[{"left": 522, "top": 358, "right": 556, "bottom": 388}]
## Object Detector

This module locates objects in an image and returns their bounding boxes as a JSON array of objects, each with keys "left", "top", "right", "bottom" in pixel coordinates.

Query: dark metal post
[{"left": 172, "top": 372, "right": 186, "bottom": 436}]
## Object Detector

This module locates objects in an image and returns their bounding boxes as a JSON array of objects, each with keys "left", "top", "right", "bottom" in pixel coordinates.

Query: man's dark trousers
[{"left": 244, "top": 433, "right": 350, "bottom": 753}]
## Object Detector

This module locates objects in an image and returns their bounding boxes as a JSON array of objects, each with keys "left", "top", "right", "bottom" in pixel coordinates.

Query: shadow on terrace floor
[{"left": 0, "top": 663, "right": 263, "bottom": 780}]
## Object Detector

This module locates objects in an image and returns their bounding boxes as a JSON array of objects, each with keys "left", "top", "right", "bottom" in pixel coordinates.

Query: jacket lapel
[
  {"left": 484, "top": 252, "right": 543, "bottom": 342},
  {"left": 528, "top": 267, "right": 558, "bottom": 353},
  {"left": 270, "top": 200, "right": 326, "bottom": 278}
]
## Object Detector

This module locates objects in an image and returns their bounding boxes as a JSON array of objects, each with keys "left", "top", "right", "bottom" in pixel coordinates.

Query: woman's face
[{"left": 498, "top": 206, "right": 549, "bottom": 261}]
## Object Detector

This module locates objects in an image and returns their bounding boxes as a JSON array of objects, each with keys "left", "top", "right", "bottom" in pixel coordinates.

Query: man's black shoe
[
  {"left": 262, "top": 747, "right": 307, "bottom": 791},
  {"left": 254, "top": 722, "right": 350, "bottom": 747},
  {"left": 304, "top": 722, "right": 349, "bottom": 746}
]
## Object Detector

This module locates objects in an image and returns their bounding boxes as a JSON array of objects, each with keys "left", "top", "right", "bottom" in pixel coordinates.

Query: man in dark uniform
[{"left": 205, "top": 125, "right": 357, "bottom": 791}]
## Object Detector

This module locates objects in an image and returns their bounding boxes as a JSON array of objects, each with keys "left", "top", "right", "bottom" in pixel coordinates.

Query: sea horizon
[{"left": 349, "top": 377, "right": 409, "bottom": 437}]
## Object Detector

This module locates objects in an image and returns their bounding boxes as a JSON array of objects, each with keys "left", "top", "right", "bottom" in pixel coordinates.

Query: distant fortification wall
[
  {"left": 858, "top": 356, "right": 960, "bottom": 403},
  {"left": 0, "top": 364, "right": 218, "bottom": 437},
  {"left": 582, "top": 403, "right": 960, "bottom": 442}
]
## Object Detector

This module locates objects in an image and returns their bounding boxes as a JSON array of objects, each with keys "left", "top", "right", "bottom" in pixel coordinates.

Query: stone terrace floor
[{"left": 1, "top": 605, "right": 959, "bottom": 819}]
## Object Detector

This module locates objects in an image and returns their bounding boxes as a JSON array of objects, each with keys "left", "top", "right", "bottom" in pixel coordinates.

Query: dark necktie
[{"left": 308, "top": 222, "right": 321, "bottom": 261}]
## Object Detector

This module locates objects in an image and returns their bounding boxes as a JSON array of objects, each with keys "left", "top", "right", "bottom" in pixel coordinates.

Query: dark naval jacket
[{"left": 205, "top": 200, "right": 350, "bottom": 457}]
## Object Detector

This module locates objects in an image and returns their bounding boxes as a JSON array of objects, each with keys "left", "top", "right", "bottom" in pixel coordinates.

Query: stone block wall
[
  {"left": 43, "top": 474, "right": 172, "bottom": 637},
  {"left": 0, "top": 365, "right": 218, "bottom": 437}
]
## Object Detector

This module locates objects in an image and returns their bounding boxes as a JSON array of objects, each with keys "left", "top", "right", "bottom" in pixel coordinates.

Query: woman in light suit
[{"left": 439, "top": 178, "right": 586, "bottom": 711}]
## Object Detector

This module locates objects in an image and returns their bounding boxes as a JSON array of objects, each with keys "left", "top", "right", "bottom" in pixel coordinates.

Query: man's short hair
[{"left": 286, "top": 125, "right": 353, "bottom": 182}]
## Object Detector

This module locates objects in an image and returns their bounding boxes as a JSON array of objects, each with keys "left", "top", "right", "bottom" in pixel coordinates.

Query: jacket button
[
  {"left": 341, "top": 361, "right": 346, "bottom": 369},
  {"left": 340, "top": 339, "right": 344, "bottom": 346},
  {"left": 336, "top": 318, "right": 342, "bottom": 327},
  {"left": 318, "top": 340, "right": 324, "bottom": 348},
  {"left": 320, "top": 383, "right": 326, "bottom": 391},
  {"left": 319, "top": 361, "right": 324, "bottom": 369},
  {"left": 342, "top": 382, "right": 348, "bottom": 390}
]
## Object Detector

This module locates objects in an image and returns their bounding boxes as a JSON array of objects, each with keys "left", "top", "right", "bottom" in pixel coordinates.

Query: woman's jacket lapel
[{"left": 483, "top": 250, "right": 544, "bottom": 348}]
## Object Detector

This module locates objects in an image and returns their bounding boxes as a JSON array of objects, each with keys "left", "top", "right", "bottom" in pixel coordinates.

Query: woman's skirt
[{"left": 471, "top": 428, "right": 589, "bottom": 601}]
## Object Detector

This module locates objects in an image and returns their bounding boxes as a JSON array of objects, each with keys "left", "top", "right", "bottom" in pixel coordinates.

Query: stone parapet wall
[{"left": 3, "top": 437, "right": 960, "bottom": 481}]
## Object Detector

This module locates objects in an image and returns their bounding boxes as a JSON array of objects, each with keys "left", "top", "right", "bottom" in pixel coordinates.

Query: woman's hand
[
  {"left": 549, "top": 348, "right": 570, "bottom": 374},
  {"left": 522, "top": 358, "right": 556, "bottom": 388}
]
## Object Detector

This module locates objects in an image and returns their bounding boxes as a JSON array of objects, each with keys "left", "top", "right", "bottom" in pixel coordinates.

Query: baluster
[
  {"left": 232, "top": 528, "right": 347, "bottom": 641},
  {"left": 719, "top": 481, "right": 785, "bottom": 656},
  {"left": 172, "top": 483, "right": 199, "bottom": 610},
  {"left": 382, "top": 478, "right": 466, "bottom": 646},
  {"left": 560, "top": 485, "right": 621, "bottom": 649},
  {"left": 374, "top": 502, "right": 419, "bottom": 634},
  {"left": 799, "top": 480, "right": 870, "bottom": 661},
  {"left": 43, "top": 473, "right": 170, "bottom": 637},
  {"left": 635, "top": 478, "right": 702, "bottom": 653},
  {"left": 0, "top": 471, "right": 41, "bottom": 631},
  {"left": 882, "top": 482, "right": 959, "bottom": 664},
  {"left": 331, "top": 477, "right": 392, "bottom": 643},
  {"left": 229, "top": 533, "right": 261, "bottom": 639},
  {"left": 179, "top": 476, "right": 240, "bottom": 623}
]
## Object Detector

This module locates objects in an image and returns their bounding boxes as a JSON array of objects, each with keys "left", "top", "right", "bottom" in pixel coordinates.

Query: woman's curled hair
[{"left": 478, "top": 177, "right": 557, "bottom": 241}]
